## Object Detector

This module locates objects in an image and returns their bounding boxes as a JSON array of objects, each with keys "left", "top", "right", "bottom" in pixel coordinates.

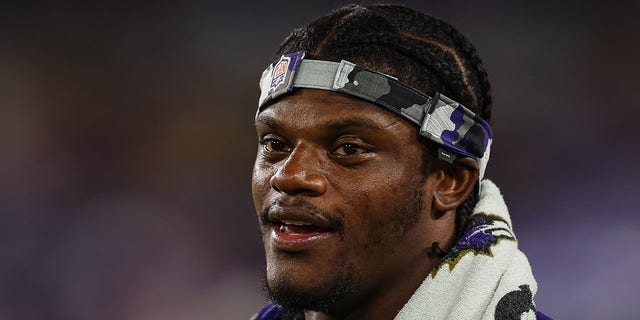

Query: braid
[
  {"left": 334, "top": 33, "right": 465, "bottom": 98},
  {"left": 273, "top": 4, "right": 492, "bottom": 240},
  {"left": 439, "top": 22, "right": 493, "bottom": 120}
]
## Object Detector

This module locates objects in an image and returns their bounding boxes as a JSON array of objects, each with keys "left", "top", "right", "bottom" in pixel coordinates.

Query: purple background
[{"left": 1, "top": 1, "right": 638, "bottom": 319}]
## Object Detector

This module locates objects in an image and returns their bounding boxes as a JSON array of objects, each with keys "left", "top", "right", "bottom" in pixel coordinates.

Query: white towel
[{"left": 395, "top": 179, "right": 539, "bottom": 320}]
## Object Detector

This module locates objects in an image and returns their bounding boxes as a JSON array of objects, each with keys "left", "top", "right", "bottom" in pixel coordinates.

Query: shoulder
[
  {"left": 252, "top": 302, "right": 284, "bottom": 320},
  {"left": 536, "top": 310, "right": 553, "bottom": 320}
]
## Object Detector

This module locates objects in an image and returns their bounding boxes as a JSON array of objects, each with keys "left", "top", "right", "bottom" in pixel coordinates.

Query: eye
[
  {"left": 262, "top": 138, "right": 291, "bottom": 153},
  {"left": 333, "top": 143, "right": 367, "bottom": 156}
]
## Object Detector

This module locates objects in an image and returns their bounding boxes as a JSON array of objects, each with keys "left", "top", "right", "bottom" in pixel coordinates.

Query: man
[{"left": 251, "top": 4, "right": 550, "bottom": 320}]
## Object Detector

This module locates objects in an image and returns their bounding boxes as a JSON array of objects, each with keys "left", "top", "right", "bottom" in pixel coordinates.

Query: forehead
[{"left": 255, "top": 89, "right": 410, "bottom": 132}]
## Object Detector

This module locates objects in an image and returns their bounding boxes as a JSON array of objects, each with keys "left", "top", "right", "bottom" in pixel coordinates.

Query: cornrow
[
  {"left": 369, "top": 3, "right": 492, "bottom": 117},
  {"left": 273, "top": 4, "right": 492, "bottom": 240},
  {"left": 353, "top": 33, "right": 479, "bottom": 109},
  {"left": 431, "top": 18, "right": 493, "bottom": 120}
]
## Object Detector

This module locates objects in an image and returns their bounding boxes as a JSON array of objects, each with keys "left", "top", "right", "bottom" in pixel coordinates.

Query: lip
[
  {"left": 270, "top": 226, "right": 335, "bottom": 251},
  {"left": 265, "top": 202, "right": 338, "bottom": 252}
]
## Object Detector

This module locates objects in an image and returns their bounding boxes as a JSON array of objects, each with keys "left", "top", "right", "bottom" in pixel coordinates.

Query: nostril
[
  {"left": 269, "top": 172, "right": 283, "bottom": 192},
  {"left": 270, "top": 170, "right": 327, "bottom": 196}
]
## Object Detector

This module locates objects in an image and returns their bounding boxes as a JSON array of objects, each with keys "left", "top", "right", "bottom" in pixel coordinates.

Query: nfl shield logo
[{"left": 270, "top": 56, "right": 291, "bottom": 90}]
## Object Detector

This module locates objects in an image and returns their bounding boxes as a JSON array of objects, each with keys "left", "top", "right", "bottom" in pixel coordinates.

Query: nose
[{"left": 270, "top": 146, "right": 327, "bottom": 196}]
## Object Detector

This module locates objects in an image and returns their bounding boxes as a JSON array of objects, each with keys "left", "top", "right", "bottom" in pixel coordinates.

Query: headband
[{"left": 257, "top": 50, "right": 493, "bottom": 180}]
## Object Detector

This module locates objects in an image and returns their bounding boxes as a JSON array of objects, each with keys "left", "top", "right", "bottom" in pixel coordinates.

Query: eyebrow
[
  {"left": 255, "top": 114, "right": 386, "bottom": 133},
  {"left": 323, "top": 117, "right": 386, "bottom": 133},
  {"left": 254, "top": 115, "right": 283, "bottom": 130}
]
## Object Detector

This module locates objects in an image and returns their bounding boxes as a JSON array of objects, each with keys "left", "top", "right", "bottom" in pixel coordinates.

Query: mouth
[
  {"left": 276, "top": 219, "right": 335, "bottom": 234},
  {"left": 264, "top": 204, "right": 340, "bottom": 252}
]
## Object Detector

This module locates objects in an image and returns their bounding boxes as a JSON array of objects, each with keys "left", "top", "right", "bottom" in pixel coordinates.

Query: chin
[{"left": 263, "top": 261, "right": 356, "bottom": 313}]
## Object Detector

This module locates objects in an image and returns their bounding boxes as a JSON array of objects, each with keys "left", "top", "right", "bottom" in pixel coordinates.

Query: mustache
[{"left": 260, "top": 198, "right": 345, "bottom": 233}]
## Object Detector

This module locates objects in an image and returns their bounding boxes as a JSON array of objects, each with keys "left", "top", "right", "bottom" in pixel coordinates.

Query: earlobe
[{"left": 432, "top": 158, "right": 479, "bottom": 212}]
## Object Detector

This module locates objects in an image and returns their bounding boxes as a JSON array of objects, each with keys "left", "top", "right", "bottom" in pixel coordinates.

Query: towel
[{"left": 395, "top": 179, "right": 542, "bottom": 320}]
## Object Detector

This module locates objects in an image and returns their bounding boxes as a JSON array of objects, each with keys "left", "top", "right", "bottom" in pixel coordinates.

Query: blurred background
[{"left": 1, "top": 0, "right": 638, "bottom": 319}]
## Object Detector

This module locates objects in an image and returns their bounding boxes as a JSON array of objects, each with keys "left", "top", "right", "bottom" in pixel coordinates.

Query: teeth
[{"left": 281, "top": 220, "right": 312, "bottom": 226}]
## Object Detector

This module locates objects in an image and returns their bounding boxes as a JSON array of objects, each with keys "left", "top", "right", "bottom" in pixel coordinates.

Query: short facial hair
[{"left": 262, "top": 264, "right": 354, "bottom": 315}]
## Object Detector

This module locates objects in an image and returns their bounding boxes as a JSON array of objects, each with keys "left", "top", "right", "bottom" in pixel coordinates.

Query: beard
[{"left": 262, "top": 263, "right": 354, "bottom": 316}]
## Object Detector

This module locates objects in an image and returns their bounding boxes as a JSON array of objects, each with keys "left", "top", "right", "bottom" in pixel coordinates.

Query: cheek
[
  {"left": 344, "top": 165, "right": 419, "bottom": 207},
  {"left": 342, "top": 168, "right": 424, "bottom": 237},
  {"left": 252, "top": 160, "right": 274, "bottom": 211}
]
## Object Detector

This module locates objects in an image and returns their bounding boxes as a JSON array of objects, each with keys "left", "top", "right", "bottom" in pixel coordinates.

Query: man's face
[{"left": 252, "top": 89, "right": 442, "bottom": 314}]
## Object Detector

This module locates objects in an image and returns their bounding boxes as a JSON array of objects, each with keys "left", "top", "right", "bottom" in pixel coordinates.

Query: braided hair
[{"left": 272, "top": 4, "right": 492, "bottom": 239}]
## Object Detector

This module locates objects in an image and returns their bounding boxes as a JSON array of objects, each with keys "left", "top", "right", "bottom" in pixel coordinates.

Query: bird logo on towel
[
  {"left": 495, "top": 284, "right": 536, "bottom": 320},
  {"left": 431, "top": 213, "right": 516, "bottom": 277}
]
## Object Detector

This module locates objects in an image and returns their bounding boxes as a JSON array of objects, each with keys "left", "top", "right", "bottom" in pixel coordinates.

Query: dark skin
[{"left": 252, "top": 89, "right": 478, "bottom": 319}]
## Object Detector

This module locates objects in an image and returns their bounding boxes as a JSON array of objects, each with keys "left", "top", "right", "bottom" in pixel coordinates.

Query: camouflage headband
[{"left": 257, "top": 50, "right": 493, "bottom": 180}]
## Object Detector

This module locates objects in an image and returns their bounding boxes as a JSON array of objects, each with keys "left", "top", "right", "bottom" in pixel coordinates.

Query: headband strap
[{"left": 257, "top": 51, "right": 493, "bottom": 180}]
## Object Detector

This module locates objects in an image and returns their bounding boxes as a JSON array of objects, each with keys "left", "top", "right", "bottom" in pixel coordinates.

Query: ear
[{"left": 432, "top": 157, "right": 479, "bottom": 213}]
